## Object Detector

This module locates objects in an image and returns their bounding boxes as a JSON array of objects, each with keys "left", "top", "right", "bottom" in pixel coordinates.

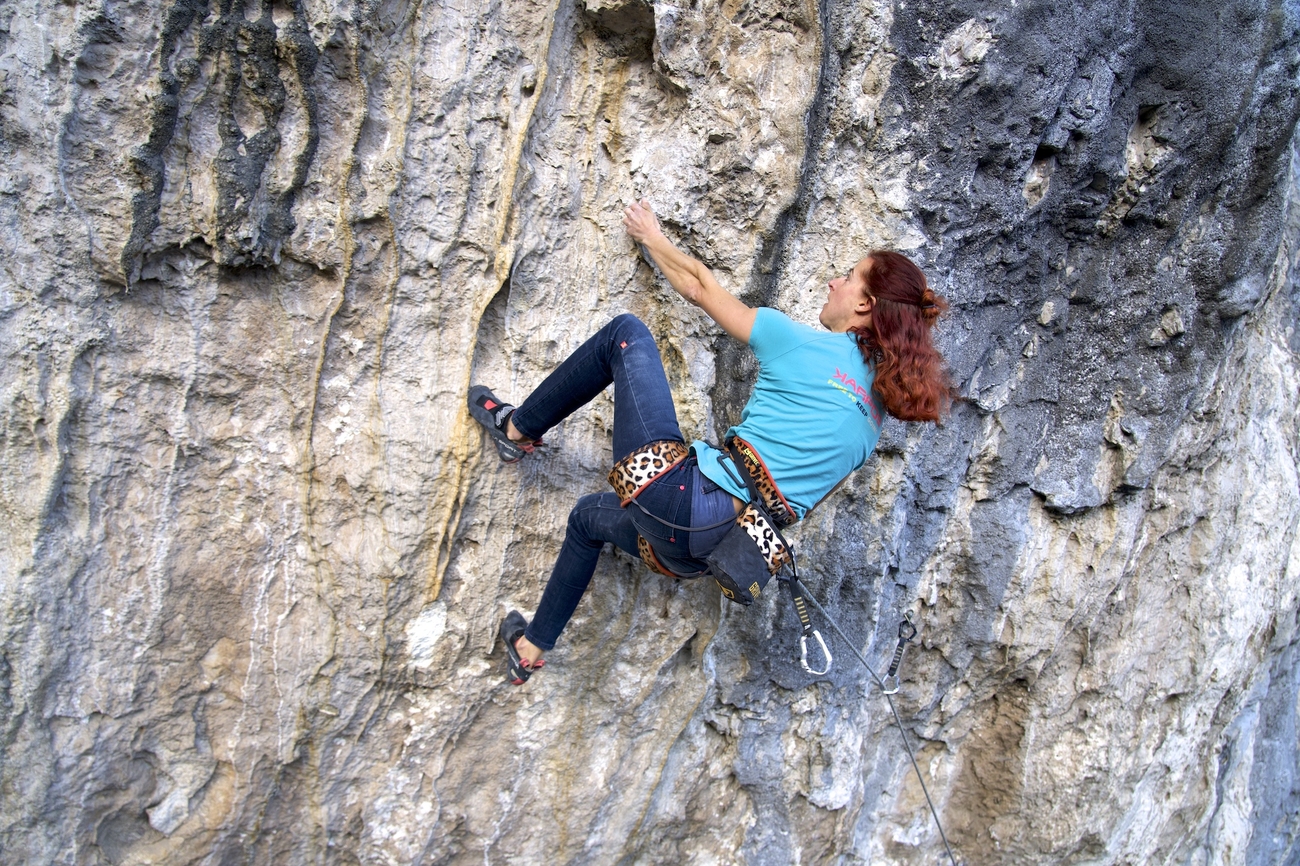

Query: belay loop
[
  {"left": 881, "top": 611, "right": 917, "bottom": 695},
  {"left": 779, "top": 561, "right": 832, "bottom": 676}
]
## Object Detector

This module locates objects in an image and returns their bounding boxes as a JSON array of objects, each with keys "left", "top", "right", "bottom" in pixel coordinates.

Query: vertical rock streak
[{"left": 425, "top": 0, "right": 563, "bottom": 604}]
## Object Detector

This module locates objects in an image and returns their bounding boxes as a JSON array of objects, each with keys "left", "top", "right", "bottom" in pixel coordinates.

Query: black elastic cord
[
  {"left": 626, "top": 448, "right": 746, "bottom": 533},
  {"left": 787, "top": 552, "right": 959, "bottom": 866},
  {"left": 629, "top": 498, "right": 738, "bottom": 532}
]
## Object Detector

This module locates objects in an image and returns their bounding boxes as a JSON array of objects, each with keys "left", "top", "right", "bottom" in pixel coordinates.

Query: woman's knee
[
  {"left": 608, "top": 313, "right": 650, "bottom": 341},
  {"left": 567, "top": 492, "right": 620, "bottom": 542}
]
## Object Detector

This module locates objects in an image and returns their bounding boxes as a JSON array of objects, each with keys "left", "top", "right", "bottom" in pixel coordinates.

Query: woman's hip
[{"left": 629, "top": 458, "right": 740, "bottom": 574}]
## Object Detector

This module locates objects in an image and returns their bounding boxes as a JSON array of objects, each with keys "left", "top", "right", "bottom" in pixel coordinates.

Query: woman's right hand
[{"left": 622, "top": 199, "right": 663, "bottom": 244}]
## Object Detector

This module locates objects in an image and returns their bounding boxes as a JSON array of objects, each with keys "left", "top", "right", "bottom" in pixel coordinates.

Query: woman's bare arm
[{"left": 622, "top": 200, "right": 757, "bottom": 343}]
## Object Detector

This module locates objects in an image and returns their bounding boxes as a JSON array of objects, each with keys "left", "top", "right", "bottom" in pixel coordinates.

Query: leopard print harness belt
[
  {"left": 606, "top": 437, "right": 800, "bottom": 591},
  {"left": 608, "top": 440, "right": 690, "bottom": 505},
  {"left": 608, "top": 440, "right": 694, "bottom": 578},
  {"left": 726, "top": 436, "right": 796, "bottom": 529}
]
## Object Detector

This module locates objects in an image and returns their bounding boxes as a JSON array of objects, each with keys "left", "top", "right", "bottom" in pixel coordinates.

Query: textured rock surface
[{"left": 2, "top": 0, "right": 1299, "bottom": 863}]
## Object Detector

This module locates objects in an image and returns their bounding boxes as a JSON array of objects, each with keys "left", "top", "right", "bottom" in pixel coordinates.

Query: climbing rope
[{"left": 780, "top": 550, "right": 960, "bottom": 866}]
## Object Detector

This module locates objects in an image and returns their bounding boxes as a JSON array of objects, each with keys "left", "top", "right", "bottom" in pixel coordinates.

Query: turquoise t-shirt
[{"left": 692, "top": 308, "right": 884, "bottom": 519}]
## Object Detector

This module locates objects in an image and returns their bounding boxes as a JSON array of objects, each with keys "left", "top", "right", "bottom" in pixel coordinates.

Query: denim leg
[
  {"left": 524, "top": 492, "right": 640, "bottom": 651},
  {"left": 514, "top": 315, "right": 691, "bottom": 649},
  {"left": 510, "top": 314, "right": 683, "bottom": 460}
]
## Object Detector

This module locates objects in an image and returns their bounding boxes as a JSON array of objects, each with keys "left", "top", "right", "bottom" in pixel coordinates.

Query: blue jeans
[{"left": 510, "top": 315, "right": 738, "bottom": 651}]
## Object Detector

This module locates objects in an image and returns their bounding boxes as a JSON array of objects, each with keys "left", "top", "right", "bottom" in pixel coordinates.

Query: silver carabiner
[
  {"left": 800, "top": 630, "right": 832, "bottom": 676},
  {"left": 882, "top": 673, "right": 901, "bottom": 695}
]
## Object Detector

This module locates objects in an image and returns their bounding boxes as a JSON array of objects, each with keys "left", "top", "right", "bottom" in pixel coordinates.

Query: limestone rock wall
[{"left": 2, "top": 0, "right": 1299, "bottom": 863}]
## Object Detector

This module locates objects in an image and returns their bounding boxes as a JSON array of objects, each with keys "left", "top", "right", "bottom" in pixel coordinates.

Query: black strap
[
  {"left": 723, "top": 437, "right": 765, "bottom": 505},
  {"left": 715, "top": 451, "right": 749, "bottom": 496}
]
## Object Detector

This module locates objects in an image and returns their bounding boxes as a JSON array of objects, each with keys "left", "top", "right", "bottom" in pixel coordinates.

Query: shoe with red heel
[
  {"left": 469, "top": 386, "right": 545, "bottom": 464},
  {"left": 499, "top": 610, "right": 545, "bottom": 685}
]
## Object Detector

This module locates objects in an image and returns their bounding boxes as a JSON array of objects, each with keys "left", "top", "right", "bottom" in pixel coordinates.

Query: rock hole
[
  {"left": 96, "top": 807, "right": 166, "bottom": 863},
  {"left": 271, "top": 0, "right": 295, "bottom": 30},
  {"left": 580, "top": 0, "right": 656, "bottom": 60},
  {"left": 1125, "top": 103, "right": 1172, "bottom": 174}
]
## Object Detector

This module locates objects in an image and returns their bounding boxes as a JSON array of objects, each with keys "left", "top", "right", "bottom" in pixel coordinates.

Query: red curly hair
[{"left": 848, "top": 251, "right": 954, "bottom": 423}]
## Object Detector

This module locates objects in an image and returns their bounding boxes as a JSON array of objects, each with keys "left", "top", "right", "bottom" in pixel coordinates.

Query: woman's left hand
[{"left": 618, "top": 198, "right": 756, "bottom": 343}]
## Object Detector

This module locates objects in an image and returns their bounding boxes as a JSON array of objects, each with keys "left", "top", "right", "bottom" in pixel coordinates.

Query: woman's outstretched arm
[{"left": 623, "top": 200, "right": 757, "bottom": 343}]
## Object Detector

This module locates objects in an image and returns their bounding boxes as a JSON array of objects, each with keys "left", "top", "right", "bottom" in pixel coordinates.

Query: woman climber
[{"left": 468, "top": 200, "right": 953, "bottom": 685}]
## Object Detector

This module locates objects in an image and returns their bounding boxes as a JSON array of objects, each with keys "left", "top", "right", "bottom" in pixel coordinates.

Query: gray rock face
[{"left": 2, "top": 0, "right": 1298, "bottom": 863}]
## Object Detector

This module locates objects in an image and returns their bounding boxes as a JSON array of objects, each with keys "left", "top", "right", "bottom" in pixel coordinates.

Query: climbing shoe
[
  {"left": 499, "top": 610, "right": 544, "bottom": 685},
  {"left": 468, "top": 385, "right": 537, "bottom": 464}
]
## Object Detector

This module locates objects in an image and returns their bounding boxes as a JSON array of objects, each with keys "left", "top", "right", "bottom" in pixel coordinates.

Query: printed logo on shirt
[{"left": 831, "top": 368, "right": 883, "bottom": 425}]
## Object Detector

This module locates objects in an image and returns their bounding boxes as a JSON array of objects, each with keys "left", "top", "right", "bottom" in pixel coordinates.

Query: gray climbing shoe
[{"left": 468, "top": 385, "right": 530, "bottom": 463}]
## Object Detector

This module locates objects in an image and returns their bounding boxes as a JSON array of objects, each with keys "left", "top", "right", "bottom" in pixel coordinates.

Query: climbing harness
[
  {"left": 881, "top": 611, "right": 917, "bottom": 696},
  {"left": 705, "top": 438, "right": 794, "bottom": 604},
  {"left": 611, "top": 437, "right": 795, "bottom": 595}
]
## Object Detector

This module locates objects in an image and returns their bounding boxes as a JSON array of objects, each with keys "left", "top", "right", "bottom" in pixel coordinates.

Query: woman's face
[{"left": 820, "top": 257, "right": 873, "bottom": 331}]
